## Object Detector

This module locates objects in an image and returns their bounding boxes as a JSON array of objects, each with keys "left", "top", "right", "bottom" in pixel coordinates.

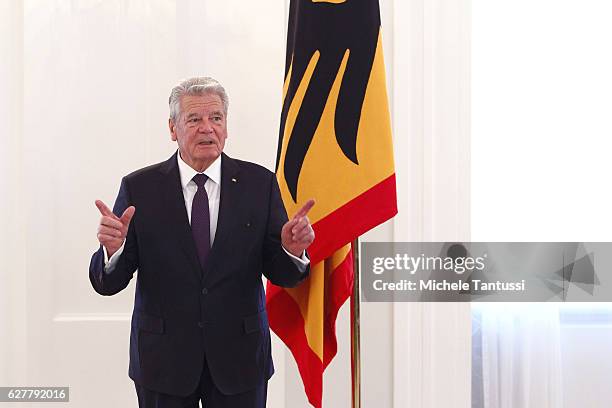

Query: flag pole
[{"left": 351, "top": 238, "right": 361, "bottom": 408}]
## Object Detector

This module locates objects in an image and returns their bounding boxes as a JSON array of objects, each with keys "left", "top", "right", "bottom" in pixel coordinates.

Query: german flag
[{"left": 265, "top": 1, "right": 397, "bottom": 406}]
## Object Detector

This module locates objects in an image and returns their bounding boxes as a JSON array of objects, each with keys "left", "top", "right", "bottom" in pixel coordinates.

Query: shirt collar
[{"left": 176, "top": 150, "right": 222, "bottom": 189}]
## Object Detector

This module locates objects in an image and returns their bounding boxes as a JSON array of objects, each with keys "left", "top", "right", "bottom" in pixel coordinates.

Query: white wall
[
  {"left": 471, "top": 0, "right": 612, "bottom": 242},
  {"left": 389, "top": 0, "right": 472, "bottom": 406},
  {"left": 0, "top": 0, "right": 27, "bottom": 388},
  {"left": 0, "top": 0, "right": 472, "bottom": 407}
]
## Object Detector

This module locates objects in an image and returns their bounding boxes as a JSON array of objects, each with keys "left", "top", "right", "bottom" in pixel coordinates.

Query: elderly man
[{"left": 89, "top": 77, "right": 314, "bottom": 408}]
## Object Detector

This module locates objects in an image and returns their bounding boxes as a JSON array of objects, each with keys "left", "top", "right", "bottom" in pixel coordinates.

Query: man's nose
[{"left": 198, "top": 119, "right": 213, "bottom": 133}]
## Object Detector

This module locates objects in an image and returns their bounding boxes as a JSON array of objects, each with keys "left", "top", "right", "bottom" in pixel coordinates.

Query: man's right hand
[{"left": 95, "top": 200, "right": 136, "bottom": 258}]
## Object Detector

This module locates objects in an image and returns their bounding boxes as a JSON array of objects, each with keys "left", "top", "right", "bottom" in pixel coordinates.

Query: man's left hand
[{"left": 281, "top": 199, "right": 316, "bottom": 257}]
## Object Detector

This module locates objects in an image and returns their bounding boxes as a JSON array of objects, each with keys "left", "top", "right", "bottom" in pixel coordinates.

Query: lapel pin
[{"left": 231, "top": 178, "right": 237, "bottom": 183}]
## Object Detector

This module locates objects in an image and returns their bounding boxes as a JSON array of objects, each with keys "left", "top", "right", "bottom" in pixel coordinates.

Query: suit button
[
  {"left": 198, "top": 322, "right": 204, "bottom": 328},
  {"left": 201, "top": 288, "right": 208, "bottom": 295}
]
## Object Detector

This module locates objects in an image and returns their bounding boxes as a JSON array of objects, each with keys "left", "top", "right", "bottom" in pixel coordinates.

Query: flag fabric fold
[{"left": 266, "top": 1, "right": 397, "bottom": 406}]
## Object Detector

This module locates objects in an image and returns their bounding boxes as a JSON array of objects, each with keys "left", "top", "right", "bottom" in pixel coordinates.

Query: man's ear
[{"left": 169, "top": 118, "right": 177, "bottom": 141}]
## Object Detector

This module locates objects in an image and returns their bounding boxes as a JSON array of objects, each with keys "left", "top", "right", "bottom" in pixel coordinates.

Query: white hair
[{"left": 168, "top": 77, "right": 229, "bottom": 121}]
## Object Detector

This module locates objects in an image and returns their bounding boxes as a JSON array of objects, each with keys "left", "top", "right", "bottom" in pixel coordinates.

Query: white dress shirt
[
  {"left": 177, "top": 149, "right": 222, "bottom": 243},
  {"left": 104, "top": 152, "right": 309, "bottom": 272}
]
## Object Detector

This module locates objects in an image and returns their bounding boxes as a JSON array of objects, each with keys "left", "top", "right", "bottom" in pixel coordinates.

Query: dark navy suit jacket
[{"left": 89, "top": 152, "right": 308, "bottom": 396}]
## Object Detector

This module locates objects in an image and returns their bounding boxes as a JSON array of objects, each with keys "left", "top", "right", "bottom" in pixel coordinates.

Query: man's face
[{"left": 169, "top": 93, "right": 228, "bottom": 171}]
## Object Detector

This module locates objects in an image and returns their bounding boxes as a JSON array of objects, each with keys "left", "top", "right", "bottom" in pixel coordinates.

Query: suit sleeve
[
  {"left": 89, "top": 177, "right": 139, "bottom": 296},
  {"left": 262, "top": 173, "right": 310, "bottom": 287}
]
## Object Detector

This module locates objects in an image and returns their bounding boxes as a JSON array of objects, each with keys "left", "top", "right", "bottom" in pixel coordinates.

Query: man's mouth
[{"left": 198, "top": 141, "right": 214, "bottom": 146}]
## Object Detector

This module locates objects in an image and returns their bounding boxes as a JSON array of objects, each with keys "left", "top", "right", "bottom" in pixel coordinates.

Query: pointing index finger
[
  {"left": 95, "top": 200, "right": 116, "bottom": 218},
  {"left": 294, "top": 199, "right": 315, "bottom": 219}
]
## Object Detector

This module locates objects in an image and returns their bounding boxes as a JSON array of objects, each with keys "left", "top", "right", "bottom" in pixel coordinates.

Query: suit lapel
[{"left": 159, "top": 153, "right": 203, "bottom": 282}]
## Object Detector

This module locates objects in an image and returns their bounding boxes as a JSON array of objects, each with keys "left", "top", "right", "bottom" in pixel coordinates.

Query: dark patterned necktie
[{"left": 191, "top": 174, "right": 210, "bottom": 268}]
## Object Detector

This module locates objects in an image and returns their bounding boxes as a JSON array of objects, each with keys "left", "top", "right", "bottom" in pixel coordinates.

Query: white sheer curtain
[{"left": 476, "top": 303, "right": 563, "bottom": 408}]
